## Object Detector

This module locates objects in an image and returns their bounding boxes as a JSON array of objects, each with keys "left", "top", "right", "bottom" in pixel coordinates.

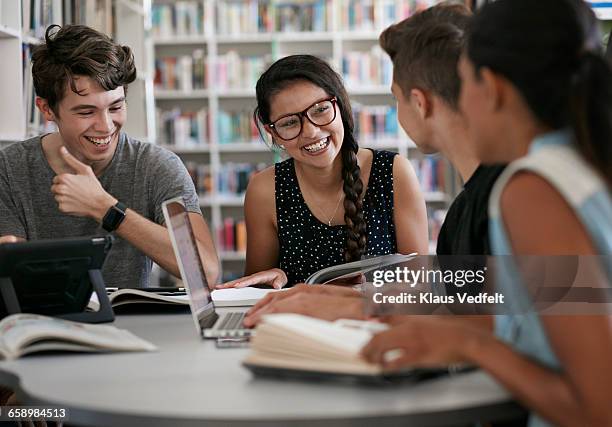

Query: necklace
[{"left": 296, "top": 167, "right": 344, "bottom": 226}]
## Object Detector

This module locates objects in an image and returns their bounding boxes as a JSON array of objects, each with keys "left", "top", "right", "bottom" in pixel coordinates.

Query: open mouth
[
  {"left": 302, "top": 137, "right": 330, "bottom": 153},
  {"left": 84, "top": 133, "right": 114, "bottom": 147}
]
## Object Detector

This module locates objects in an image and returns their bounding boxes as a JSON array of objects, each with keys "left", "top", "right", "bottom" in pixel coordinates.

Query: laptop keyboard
[{"left": 217, "top": 312, "right": 246, "bottom": 330}]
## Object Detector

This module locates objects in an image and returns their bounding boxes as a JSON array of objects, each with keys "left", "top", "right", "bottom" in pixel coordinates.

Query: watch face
[{"left": 103, "top": 203, "right": 126, "bottom": 232}]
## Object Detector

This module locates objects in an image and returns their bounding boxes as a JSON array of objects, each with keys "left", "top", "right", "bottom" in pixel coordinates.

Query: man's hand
[
  {"left": 51, "top": 147, "right": 117, "bottom": 221},
  {"left": 0, "top": 235, "right": 25, "bottom": 244},
  {"left": 361, "top": 317, "right": 484, "bottom": 370},
  {"left": 244, "top": 292, "right": 365, "bottom": 327}
]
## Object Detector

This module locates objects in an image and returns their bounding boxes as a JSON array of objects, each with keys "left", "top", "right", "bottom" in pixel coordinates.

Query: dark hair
[
  {"left": 254, "top": 55, "right": 366, "bottom": 262},
  {"left": 467, "top": 0, "right": 612, "bottom": 189},
  {"left": 379, "top": 2, "right": 471, "bottom": 110},
  {"left": 31, "top": 24, "right": 137, "bottom": 115}
]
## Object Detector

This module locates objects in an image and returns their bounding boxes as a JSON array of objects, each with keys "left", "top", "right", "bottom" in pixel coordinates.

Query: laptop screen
[{"left": 162, "top": 198, "right": 215, "bottom": 331}]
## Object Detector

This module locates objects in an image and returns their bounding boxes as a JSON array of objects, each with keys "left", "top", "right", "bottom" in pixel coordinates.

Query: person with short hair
[
  {"left": 363, "top": 1, "right": 612, "bottom": 425},
  {"left": 0, "top": 25, "right": 219, "bottom": 287}
]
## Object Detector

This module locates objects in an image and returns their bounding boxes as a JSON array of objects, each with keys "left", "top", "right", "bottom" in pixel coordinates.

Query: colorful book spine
[
  {"left": 214, "top": 51, "right": 270, "bottom": 90},
  {"left": 215, "top": 218, "right": 248, "bottom": 252},
  {"left": 342, "top": 46, "right": 392, "bottom": 87},
  {"left": 217, "top": 110, "right": 260, "bottom": 144},
  {"left": 156, "top": 107, "right": 210, "bottom": 147},
  {"left": 352, "top": 104, "right": 398, "bottom": 141},
  {"left": 216, "top": 0, "right": 272, "bottom": 34},
  {"left": 411, "top": 157, "right": 447, "bottom": 193},
  {"left": 154, "top": 50, "right": 207, "bottom": 91},
  {"left": 216, "top": 162, "right": 267, "bottom": 195},
  {"left": 152, "top": 1, "right": 205, "bottom": 38}
]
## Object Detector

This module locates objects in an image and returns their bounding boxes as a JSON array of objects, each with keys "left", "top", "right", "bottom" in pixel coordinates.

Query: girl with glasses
[
  {"left": 362, "top": 1, "right": 612, "bottom": 426},
  {"left": 218, "top": 55, "right": 428, "bottom": 289}
]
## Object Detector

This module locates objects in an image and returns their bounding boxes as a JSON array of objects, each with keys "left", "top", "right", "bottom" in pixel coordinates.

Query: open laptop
[{"left": 162, "top": 197, "right": 251, "bottom": 339}]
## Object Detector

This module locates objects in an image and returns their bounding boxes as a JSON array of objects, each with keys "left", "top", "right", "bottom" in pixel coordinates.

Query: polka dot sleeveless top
[{"left": 275, "top": 149, "right": 398, "bottom": 285}]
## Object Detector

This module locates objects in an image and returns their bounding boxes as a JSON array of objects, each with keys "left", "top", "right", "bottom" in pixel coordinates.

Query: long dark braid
[{"left": 254, "top": 55, "right": 367, "bottom": 261}]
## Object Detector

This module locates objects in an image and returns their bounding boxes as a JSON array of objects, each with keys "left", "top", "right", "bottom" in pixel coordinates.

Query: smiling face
[
  {"left": 48, "top": 75, "right": 126, "bottom": 169},
  {"left": 267, "top": 80, "right": 344, "bottom": 168}
]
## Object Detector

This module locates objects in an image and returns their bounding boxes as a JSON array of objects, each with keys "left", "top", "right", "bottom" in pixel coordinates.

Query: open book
[
  {"left": 0, "top": 314, "right": 157, "bottom": 361},
  {"left": 243, "top": 313, "right": 450, "bottom": 384},
  {"left": 305, "top": 252, "right": 417, "bottom": 284},
  {"left": 88, "top": 287, "right": 277, "bottom": 311}
]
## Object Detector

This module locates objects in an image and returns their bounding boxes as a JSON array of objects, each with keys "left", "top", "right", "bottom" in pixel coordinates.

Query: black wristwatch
[{"left": 102, "top": 201, "right": 127, "bottom": 232}]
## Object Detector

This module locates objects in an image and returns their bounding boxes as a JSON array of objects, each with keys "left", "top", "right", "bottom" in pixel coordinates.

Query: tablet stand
[{"left": 0, "top": 268, "right": 114, "bottom": 323}]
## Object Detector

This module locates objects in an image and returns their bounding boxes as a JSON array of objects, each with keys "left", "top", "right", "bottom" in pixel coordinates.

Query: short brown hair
[
  {"left": 31, "top": 24, "right": 136, "bottom": 114},
  {"left": 379, "top": 2, "right": 471, "bottom": 110}
]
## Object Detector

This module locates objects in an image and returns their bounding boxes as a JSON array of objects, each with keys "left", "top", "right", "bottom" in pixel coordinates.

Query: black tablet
[{"left": 0, "top": 236, "right": 113, "bottom": 317}]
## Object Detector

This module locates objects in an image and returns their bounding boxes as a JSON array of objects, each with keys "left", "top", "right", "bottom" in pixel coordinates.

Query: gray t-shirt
[{"left": 0, "top": 132, "right": 201, "bottom": 288}]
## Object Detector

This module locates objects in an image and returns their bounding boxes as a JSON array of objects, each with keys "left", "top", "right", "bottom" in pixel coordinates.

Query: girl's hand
[{"left": 215, "top": 268, "right": 288, "bottom": 290}]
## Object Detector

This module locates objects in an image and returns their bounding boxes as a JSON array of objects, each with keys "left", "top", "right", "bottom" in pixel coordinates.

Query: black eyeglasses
[{"left": 267, "top": 97, "right": 338, "bottom": 141}]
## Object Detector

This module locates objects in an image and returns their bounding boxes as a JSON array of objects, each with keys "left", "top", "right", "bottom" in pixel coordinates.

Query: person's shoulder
[
  {"left": 121, "top": 134, "right": 181, "bottom": 163},
  {"left": 245, "top": 165, "right": 274, "bottom": 206},
  {"left": 0, "top": 136, "right": 42, "bottom": 167}
]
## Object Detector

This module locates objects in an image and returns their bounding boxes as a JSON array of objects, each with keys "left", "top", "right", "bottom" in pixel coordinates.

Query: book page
[{"left": 0, "top": 314, "right": 156, "bottom": 360}]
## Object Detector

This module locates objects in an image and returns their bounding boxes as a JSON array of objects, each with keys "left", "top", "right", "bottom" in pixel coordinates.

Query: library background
[{"left": 0, "top": 0, "right": 610, "bottom": 283}]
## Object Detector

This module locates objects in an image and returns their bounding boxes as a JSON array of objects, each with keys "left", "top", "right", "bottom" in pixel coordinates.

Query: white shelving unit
[
  {"left": 151, "top": 0, "right": 456, "bottom": 279},
  {"left": 0, "top": 0, "right": 154, "bottom": 146},
  {"left": 0, "top": 0, "right": 27, "bottom": 142}
]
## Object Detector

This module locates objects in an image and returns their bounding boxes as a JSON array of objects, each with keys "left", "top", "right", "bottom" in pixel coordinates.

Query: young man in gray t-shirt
[{"left": 0, "top": 24, "right": 219, "bottom": 288}]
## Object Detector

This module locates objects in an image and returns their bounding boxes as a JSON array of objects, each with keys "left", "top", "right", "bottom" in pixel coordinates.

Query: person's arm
[
  {"left": 0, "top": 153, "right": 27, "bottom": 242},
  {"left": 217, "top": 168, "right": 288, "bottom": 289},
  {"left": 392, "top": 155, "right": 429, "bottom": 254},
  {"left": 364, "top": 173, "right": 612, "bottom": 427},
  {"left": 50, "top": 147, "right": 219, "bottom": 284}
]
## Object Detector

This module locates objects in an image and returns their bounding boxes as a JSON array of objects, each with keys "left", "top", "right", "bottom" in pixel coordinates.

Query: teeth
[
  {"left": 86, "top": 135, "right": 112, "bottom": 146},
  {"left": 304, "top": 137, "right": 329, "bottom": 152}
]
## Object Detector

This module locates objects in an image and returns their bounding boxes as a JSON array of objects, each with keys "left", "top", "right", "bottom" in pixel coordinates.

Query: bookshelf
[
  {"left": 151, "top": 0, "right": 459, "bottom": 281},
  {"left": 0, "top": 0, "right": 155, "bottom": 146}
]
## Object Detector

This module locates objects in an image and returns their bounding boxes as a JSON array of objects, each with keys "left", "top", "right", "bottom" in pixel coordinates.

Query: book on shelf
[
  {"left": 215, "top": 51, "right": 270, "bottom": 90},
  {"left": 275, "top": 0, "right": 331, "bottom": 32},
  {"left": 342, "top": 46, "right": 392, "bottom": 87},
  {"left": 216, "top": 0, "right": 273, "bottom": 35},
  {"left": 217, "top": 110, "right": 261, "bottom": 144},
  {"left": 217, "top": 162, "right": 267, "bottom": 195},
  {"left": 306, "top": 252, "right": 417, "bottom": 284},
  {"left": 0, "top": 313, "right": 156, "bottom": 361},
  {"left": 185, "top": 162, "right": 213, "bottom": 195},
  {"left": 155, "top": 50, "right": 207, "bottom": 91},
  {"left": 87, "top": 287, "right": 276, "bottom": 310},
  {"left": 157, "top": 107, "right": 209, "bottom": 147},
  {"left": 152, "top": 1, "right": 205, "bottom": 38},
  {"left": 216, "top": 217, "right": 247, "bottom": 252},
  {"left": 243, "top": 313, "right": 455, "bottom": 383},
  {"left": 411, "top": 157, "right": 448, "bottom": 193},
  {"left": 352, "top": 103, "right": 398, "bottom": 142}
]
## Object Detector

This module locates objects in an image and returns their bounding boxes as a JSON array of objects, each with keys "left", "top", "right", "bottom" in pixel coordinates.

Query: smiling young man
[{"left": 0, "top": 25, "right": 219, "bottom": 287}]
